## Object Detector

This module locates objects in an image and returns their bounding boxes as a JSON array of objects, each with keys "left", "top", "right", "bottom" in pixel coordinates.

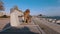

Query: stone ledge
[{"left": 35, "top": 18, "right": 60, "bottom": 34}]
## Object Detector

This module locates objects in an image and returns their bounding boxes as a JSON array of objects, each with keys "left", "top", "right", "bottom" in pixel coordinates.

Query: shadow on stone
[
  {"left": 2, "top": 23, "right": 11, "bottom": 30},
  {"left": 57, "top": 23, "right": 60, "bottom": 25},
  {"left": 1, "top": 23, "right": 39, "bottom": 34}
]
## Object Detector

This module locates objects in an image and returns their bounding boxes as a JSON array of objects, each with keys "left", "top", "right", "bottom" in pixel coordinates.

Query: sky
[{"left": 1, "top": 0, "right": 60, "bottom": 16}]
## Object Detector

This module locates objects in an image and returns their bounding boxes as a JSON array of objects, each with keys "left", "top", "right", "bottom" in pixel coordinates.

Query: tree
[
  {"left": 0, "top": 0, "right": 4, "bottom": 11},
  {"left": 13, "top": 5, "right": 19, "bottom": 10},
  {"left": 38, "top": 14, "right": 42, "bottom": 16}
]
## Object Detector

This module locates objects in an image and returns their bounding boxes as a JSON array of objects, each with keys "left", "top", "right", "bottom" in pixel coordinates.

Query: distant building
[
  {"left": 0, "top": 11, "right": 6, "bottom": 16},
  {"left": 0, "top": 0, "right": 5, "bottom": 16},
  {"left": 5, "top": 12, "right": 10, "bottom": 16}
]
